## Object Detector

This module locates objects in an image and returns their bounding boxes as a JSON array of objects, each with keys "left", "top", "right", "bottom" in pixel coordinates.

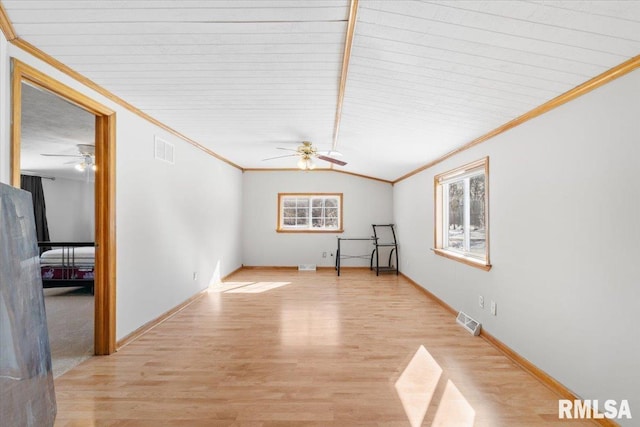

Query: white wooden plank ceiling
[{"left": 4, "top": 0, "right": 640, "bottom": 181}]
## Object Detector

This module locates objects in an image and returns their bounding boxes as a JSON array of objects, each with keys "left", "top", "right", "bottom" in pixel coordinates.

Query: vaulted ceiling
[{"left": 4, "top": 1, "right": 640, "bottom": 181}]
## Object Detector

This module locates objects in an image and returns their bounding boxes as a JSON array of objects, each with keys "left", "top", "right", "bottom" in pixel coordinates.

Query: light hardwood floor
[{"left": 53, "top": 268, "right": 594, "bottom": 426}]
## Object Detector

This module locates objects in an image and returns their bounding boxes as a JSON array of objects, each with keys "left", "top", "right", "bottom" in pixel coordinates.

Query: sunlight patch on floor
[
  {"left": 224, "top": 281, "right": 291, "bottom": 293},
  {"left": 395, "top": 345, "right": 475, "bottom": 427},
  {"left": 395, "top": 345, "right": 443, "bottom": 427},
  {"left": 432, "top": 380, "right": 475, "bottom": 426},
  {"left": 208, "top": 282, "right": 255, "bottom": 293}
]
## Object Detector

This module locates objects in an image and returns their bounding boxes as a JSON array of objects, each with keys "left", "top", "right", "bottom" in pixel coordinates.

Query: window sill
[
  {"left": 431, "top": 248, "right": 492, "bottom": 271},
  {"left": 277, "top": 229, "right": 344, "bottom": 234}
]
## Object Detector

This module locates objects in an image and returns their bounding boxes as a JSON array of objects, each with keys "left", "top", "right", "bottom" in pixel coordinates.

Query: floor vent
[
  {"left": 456, "top": 311, "right": 481, "bottom": 336},
  {"left": 298, "top": 264, "right": 316, "bottom": 271}
]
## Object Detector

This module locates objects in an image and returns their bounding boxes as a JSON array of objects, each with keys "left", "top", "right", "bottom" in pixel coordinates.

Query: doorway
[
  {"left": 21, "top": 81, "right": 96, "bottom": 376},
  {"left": 11, "top": 59, "right": 116, "bottom": 356}
]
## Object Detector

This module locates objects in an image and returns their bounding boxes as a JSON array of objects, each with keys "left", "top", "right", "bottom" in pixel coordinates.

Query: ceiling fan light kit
[
  {"left": 42, "top": 143, "right": 96, "bottom": 173},
  {"left": 74, "top": 160, "right": 97, "bottom": 172},
  {"left": 263, "top": 141, "right": 347, "bottom": 170},
  {"left": 297, "top": 157, "right": 316, "bottom": 170}
]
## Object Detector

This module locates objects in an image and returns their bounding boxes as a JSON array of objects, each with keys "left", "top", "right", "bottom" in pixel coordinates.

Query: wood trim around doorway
[{"left": 11, "top": 59, "right": 117, "bottom": 355}]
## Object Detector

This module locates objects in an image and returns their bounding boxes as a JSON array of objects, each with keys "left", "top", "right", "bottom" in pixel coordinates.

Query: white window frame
[
  {"left": 277, "top": 193, "right": 343, "bottom": 233},
  {"left": 434, "top": 157, "right": 491, "bottom": 271}
]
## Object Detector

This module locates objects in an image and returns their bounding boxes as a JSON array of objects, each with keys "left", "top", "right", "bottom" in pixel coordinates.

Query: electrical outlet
[
  {"left": 322, "top": 252, "right": 327, "bottom": 258},
  {"left": 490, "top": 301, "right": 497, "bottom": 316},
  {"left": 479, "top": 296, "right": 484, "bottom": 308}
]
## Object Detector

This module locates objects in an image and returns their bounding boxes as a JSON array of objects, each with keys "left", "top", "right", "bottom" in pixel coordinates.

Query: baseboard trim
[
  {"left": 116, "top": 289, "right": 207, "bottom": 350},
  {"left": 400, "top": 273, "right": 617, "bottom": 427},
  {"left": 117, "top": 265, "right": 244, "bottom": 349},
  {"left": 221, "top": 265, "right": 244, "bottom": 280},
  {"left": 239, "top": 265, "right": 365, "bottom": 271},
  {"left": 479, "top": 330, "right": 574, "bottom": 399},
  {"left": 480, "top": 330, "right": 618, "bottom": 426},
  {"left": 401, "top": 273, "right": 457, "bottom": 316}
]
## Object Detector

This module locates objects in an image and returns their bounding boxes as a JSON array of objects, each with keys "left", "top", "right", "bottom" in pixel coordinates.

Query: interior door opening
[
  {"left": 20, "top": 81, "right": 98, "bottom": 376},
  {"left": 11, "top": 59, "right": 116, "bottom": 356}
]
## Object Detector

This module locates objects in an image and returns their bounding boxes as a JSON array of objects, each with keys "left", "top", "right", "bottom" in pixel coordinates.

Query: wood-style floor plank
[{"left": 53, "top": 269, "right": 594, "bottom": 426}]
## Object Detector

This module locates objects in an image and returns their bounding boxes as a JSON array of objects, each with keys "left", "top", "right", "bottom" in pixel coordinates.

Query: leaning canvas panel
[{"left": 0, "top": 182, "right": 56, "bottom": 426}]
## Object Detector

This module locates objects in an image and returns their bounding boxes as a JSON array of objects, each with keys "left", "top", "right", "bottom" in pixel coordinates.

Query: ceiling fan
[
  {"left": 41, "top": 143, "right": 96, "bottom": 172},
  {"left": 262, "top": 141, "right": 347, "bottom": 170}
]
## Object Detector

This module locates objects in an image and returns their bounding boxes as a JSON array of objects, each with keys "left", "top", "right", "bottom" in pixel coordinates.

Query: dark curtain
[{"left": 20, "top": 175, "right": 51, "bottom": 244}]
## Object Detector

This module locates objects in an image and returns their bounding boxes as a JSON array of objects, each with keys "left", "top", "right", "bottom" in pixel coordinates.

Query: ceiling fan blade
[
  {"left": 262, "top": 154, "right": 300, "bottom": 161},
  {"left": 318, "top": 150, "right": 343, "bottom": 157},
  {"left": 64, "top": 160, "right": 80, "bottom": 165},
  {"left": 317, "top": 155, "right": 347, "bottom": 166},
  {"left": 41, "top": 154, "right": 83, "bottom": 157},
  {"left": 276, "top": 147, "right": 299, "bottom": 152}
]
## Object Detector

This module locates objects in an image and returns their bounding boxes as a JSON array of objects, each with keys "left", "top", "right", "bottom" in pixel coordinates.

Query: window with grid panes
[{"left": 277, "top": 193, "right": 343, "bottom": 232}]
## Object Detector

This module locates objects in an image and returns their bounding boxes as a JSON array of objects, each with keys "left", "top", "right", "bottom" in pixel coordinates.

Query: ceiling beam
[{"left": 331, "top": 0, "right": 359, "bottom": 155}]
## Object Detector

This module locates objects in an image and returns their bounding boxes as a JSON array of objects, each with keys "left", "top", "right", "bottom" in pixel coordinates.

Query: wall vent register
[{"left": 154, "top": 136, "right": 175, "bottom": 164}]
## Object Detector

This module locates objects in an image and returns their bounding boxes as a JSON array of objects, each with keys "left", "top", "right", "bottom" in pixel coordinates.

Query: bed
[{"left": 38, "top": 242, "right": 95, "bottom": 292}]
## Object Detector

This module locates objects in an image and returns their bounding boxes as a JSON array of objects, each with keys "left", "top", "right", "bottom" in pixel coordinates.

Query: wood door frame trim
[{"left": 11, "top": 59, "right": 117, "bottom": 355}]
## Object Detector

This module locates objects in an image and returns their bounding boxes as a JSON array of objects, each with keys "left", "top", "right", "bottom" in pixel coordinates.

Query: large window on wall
[
  {"left": 277, "top": 193, "right": 343, "bottom": 233},
  {"left": 434, "top": 157, "right": 490, "bottom": 270}
]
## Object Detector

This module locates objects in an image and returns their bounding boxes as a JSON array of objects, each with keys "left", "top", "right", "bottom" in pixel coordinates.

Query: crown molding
[
  {"left": 394, "top": 55, "right": 640, "bottom": 184},
  {"left": 0, "top": 1, "right": 16, "bottom": 41},
  {"left": 8, "top": 36, "right": 242, "bottom": 171},
  {"left": 243, "top": 167, "right": 392, "bottom": 185}
]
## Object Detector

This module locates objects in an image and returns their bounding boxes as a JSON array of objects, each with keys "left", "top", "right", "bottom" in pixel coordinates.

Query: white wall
[
  {"left": 243, "top": 171, "right": 393, "bottom": 267},
  {"left": 115, "top": 119, "right": 243, "bottom": 338},
  {"left": 0, "top": 44, "right": 244, "bottom": 340},
  {"left": 41, "top": 177, "right": 94, "bottom": 241},
  {"left": 394, "top": 69, "right": 640, "bottom": 424}
]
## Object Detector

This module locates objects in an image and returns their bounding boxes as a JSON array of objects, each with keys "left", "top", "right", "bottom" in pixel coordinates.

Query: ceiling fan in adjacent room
[
  {"left": 41, "top": 143, "right": 96, "bottom": 172},
  {"left": 262, "top": 141, "right": 347, "bottom": 170}
]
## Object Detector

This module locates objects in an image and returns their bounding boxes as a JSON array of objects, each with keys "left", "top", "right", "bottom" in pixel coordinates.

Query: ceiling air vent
[
  {"left": 154, "top": 136, "right": 175, "bottom": 164},
  {"left": 456, "top": 311, "right": 481, "bottom": 336}
]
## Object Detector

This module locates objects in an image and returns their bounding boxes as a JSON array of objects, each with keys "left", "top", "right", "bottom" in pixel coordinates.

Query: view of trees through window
[
  {"left": 312, "top": 198, "right": 339, "bottom": 228},
  {"left": 435, "top": 157, "right": 489, "bottom": 268},
  {"left": 445, "top": 173, "right": 486, "bottom": 257},
  {"left": 282, "top": 197, "right": 309, "bottom": 227},
  {"left": 280, "top": 194, "right": 341, "bottom": 231}
]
